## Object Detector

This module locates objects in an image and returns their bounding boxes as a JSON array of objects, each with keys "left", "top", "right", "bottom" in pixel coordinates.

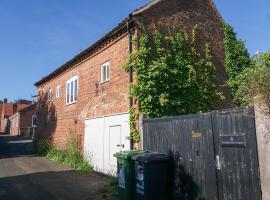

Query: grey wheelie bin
[{"left": 132, "top": 152, "right": 170, "bottom": 200}]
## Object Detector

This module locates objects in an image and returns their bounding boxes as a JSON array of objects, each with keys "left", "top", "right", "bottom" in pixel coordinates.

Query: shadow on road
[{"left": 0, "top": 170, "right": 115, "bottom": 200}]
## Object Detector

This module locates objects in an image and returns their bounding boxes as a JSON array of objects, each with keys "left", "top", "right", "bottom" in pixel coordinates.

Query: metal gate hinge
[{"left": 216, "top": 155, "right": 221, "bottom": 170}]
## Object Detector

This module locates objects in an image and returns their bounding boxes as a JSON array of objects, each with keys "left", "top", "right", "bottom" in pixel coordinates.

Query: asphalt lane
[{"left": 0, "top": 135, "right": 116, "bottom": 200}]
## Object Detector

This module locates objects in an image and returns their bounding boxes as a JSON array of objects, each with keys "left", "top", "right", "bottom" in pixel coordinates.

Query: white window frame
[
  {"left": 32, "top": 115, "right": 37, "bottom": 127},
  {"left": 100, "top": 62, "right": 110, "bottom": 83},
  {"left": 47, "top": 89, "right": 53, "bottom": 101},
  {"left": 56, "top": 85, "right": 61, "bottom": 99},
  {"left": 66, "top": 76, "right": 78, "bottom": 105}
]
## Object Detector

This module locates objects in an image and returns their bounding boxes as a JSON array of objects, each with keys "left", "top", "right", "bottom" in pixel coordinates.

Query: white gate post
[{"left": 254, "top": 96, "right": 270, "bottom": 200}]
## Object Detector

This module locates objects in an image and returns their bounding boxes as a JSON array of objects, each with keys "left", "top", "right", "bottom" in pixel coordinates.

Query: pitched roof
[
  {"left": 9, "top": 103, "right": 36, "bottom": 119},
  {"left": 19, "top": 103, "right": 36, "bottom": 113},
  {"left": 34, "top": 0, "right": 162, "bottom": 87},
  {"left": 34, "top": 0, "right": 222, "bottom": 87}
]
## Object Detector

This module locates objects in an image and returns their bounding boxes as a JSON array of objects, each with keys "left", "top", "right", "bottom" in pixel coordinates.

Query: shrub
[
  {"left": 234, "top": 67, "right": 270, "bottom": 107},
  {"left": 36, "top": 139, "right": 52, "bottom": 155}
]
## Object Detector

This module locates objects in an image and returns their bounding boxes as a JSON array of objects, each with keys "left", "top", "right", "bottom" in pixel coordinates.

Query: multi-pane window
[
  {"left": 47, "top": 89, "right": 52, "bottom": 101},
  {"left": 101, "top": 62, "right": 110, "bottom": 83},
  {"left": 66, "top": 76, "right": 78, "bottom": 105},
  {"left": 56, "top": 85, "right": 61, "bottom": 98},
  {"left": 32, "top": 115, "right": 37, "bottom": 127}
]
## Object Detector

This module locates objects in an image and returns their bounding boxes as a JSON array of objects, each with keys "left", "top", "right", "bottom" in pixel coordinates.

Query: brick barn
[
  {"left": 9, "top": 103, "right": 37, "bottom": 137},
  {"left": 0, "top": 99, "right": 33, "bottom": 134},
  {"left": 34, "top": 0, "right": 229, "bottom": 175}
]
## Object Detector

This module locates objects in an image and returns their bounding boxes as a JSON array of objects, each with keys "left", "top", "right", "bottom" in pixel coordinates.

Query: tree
[
  {"left": 252, "top": 51, "right": 270, "bottom": 68},
  {"left": 234, "top": 50, "right": 270, "bottom": 106},
  {"left": 223, "top": 22, "right": 251, "bottom": 105}
]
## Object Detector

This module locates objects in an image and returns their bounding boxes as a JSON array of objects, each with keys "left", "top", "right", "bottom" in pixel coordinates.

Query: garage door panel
[
  {"left": 84, "top": 113, "right": 130, "bottom": 175},
  {"left": 84, "top": 117, "right": 104, "bottom": 173}
]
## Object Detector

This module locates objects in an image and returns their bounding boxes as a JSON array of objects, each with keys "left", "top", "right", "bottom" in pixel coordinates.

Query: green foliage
[
  {"left": 36, "top": 139, "right": 52, "bottom": 155},
  {"left": 222, "top": 22, "right": 251, "bottom": 105},
  {"left": 126, "top": 30, "right": 222, "bottom": 118},
  {"left": 232, "top": 50, "right": 270, "bottom": 106},
  {"left": 129, "top": 106, "right": 140, "bottom": 142},
  {"left": 252, "top": 51, "right": 270, "bottom": 68},
  {"left": 36, "top": 130, "right": 93, "bottom": 173},
  {"left": 234, "top": 67, "right": 270, "bottom": 106}
]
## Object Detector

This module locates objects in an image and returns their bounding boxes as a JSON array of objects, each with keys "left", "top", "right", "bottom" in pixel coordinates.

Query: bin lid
[
  {"left": 132, "top": 152, "right": 170, "bottom": 164},
  {"left": 114, "top": 150, "right": 147, "bottom": 160}
]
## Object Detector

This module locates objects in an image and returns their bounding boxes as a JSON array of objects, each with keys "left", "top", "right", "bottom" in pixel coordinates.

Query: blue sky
[{"left": 0, "top": 0, "right": 269, "bottom": 101}]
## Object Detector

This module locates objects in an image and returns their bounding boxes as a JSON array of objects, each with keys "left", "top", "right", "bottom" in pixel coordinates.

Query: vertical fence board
[
  {"left": 212, "top": 108, "right": 261, "bottom": 200},
  {"left": 143, "top": 108, "right": 261, "bottom": 200}
]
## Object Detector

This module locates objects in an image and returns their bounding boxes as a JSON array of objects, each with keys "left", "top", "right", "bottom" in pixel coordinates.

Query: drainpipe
[
  {"left": 127, "top": 14, "right": 134, "bottom": 149},
  {"left": 128, "top": 14, "right": 133, "bottom": 107}
]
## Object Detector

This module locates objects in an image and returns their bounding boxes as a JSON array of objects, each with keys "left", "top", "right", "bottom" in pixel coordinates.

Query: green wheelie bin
[{"left": 114, "top": 150, "right": 146, "bottom": 200}]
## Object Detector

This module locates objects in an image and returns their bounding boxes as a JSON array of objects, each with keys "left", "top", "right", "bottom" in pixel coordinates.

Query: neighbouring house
[
  {"left": 34, "top": 0, "right": 229, "bottom": 175},
  {"left": 9, "top": 103, "right": 37, "bottom": 137},
  {"left": 0, "top": 99, "right": 33, "bottom": 134}
]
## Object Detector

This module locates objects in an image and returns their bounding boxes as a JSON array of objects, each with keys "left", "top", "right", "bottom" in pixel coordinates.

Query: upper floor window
[
  {"left": 32, "top": 115, "right": 37, "bottom": 127},
  {"left": 101, "top": 62, "right": 110, "bottom": 83},
  {"left": 47, "top": 89, "right": 52, "bottom": 101},
  {"left": 66, "top": 76, "right": 78, "bottom": 105},
  {"left": 56, "top": 85, "right": 61, "bottom": 99}
]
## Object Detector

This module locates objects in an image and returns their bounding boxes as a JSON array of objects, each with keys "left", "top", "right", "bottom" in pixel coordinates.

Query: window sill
[
  {"left": 100, "top": 80, "right": 110, "bottom": 85},
  {"left": 65, "top": 101, "right": 77, "bottom": 106}
]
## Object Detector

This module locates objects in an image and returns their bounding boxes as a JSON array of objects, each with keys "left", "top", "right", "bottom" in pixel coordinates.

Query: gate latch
[
  {"left": 216, "top": 155, "right": 221, "bottom": 170},
  {"left": 117, "top": 144, "right": 125, "bottom": 148}
]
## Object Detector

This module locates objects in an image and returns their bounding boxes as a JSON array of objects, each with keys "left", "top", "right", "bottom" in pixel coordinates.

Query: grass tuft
[
  {"left": 36, "top": 131, "right": 93, "bottom": 173},
  {"left": 99, "top": 177, "right": 118, "bottom": 197}
]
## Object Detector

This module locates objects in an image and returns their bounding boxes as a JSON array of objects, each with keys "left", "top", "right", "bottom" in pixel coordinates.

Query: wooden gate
[{"left": 143, "top": 108, "right": 261, "bottom": 200}]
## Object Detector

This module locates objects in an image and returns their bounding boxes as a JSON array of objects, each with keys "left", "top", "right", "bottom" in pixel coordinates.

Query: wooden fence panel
[
  {"left": 143, "top": 108, "right": 261, "bottom": 200},
  {"left": 212, "top": 108, "right": 261, "bottom": 200},
  {"left": 143, "top": 113, "right": 218, "bottom": 200}
]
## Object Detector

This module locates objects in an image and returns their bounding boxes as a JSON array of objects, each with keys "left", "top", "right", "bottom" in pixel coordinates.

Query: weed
[
  {"left": 36, "top": 130, "right": 93, "bottom": 173},
  {"left": 99, "top": 177, "right": 118, "bottom": 197}
]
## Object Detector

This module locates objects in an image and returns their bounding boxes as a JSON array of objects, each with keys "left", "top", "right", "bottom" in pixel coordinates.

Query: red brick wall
[
  {"left": 36, "top": 0, "right": 230, "bottom": 149},
  {"left": 20, "top": 108, "right": 36, "bottom": 128},
  {"left": 134, "top": 0, "right": 232, "bottom": 108},
  {"left": 36, "top": 34, "right": 130, "bottom": 149},
  {"left": 0, "top": 103, "right": 13, "bottom": 133}
]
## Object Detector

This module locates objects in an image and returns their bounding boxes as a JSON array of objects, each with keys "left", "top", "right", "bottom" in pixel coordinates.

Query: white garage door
[{"left": 84, "top": 113, "right": 130, "bottom": 175}]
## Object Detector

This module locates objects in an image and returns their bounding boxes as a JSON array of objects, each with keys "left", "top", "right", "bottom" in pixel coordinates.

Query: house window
[
  {"left": 101, "top": 62, "right": 110, "bottom": 83},
  {"left": 56, "top": 85, "right": 61, "bottom": 99},
  {"left": 32, "top": 115, "right": 37, "bottom": 127},
  {"left": 47, "top": 89, "right": 52, "bottom": 101},
  {"left": 66, "top": 76, "right": 78, "bottom": 105}
]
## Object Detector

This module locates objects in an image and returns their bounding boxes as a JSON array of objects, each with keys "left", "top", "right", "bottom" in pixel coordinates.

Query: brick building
[
  {"left": 9, "top": 103, "right": 37, "bottom": 136},
  {"left": 0, "top": 100, "right": 32, "bottom": 134},
  {"left": 35, "top": 0, "right": 229, "bottom": 174}
]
